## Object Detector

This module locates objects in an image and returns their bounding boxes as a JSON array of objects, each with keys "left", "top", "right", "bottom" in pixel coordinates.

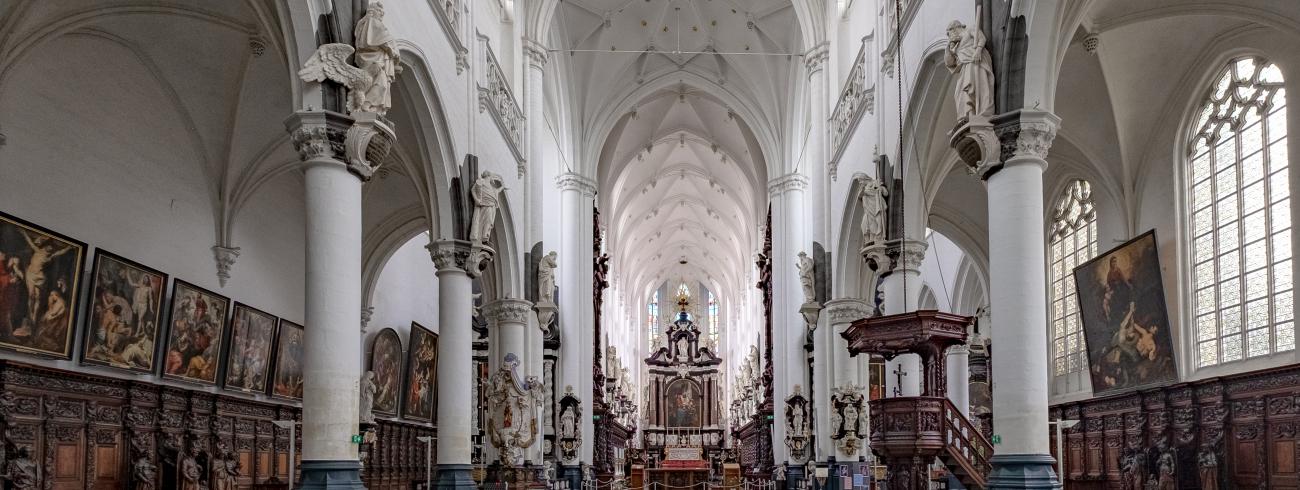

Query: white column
[
  {"left": 556, "top": 172, "right": 596, "bottom": 465},
  {"left": 986, "top": 113, "right": 1058, "bottom": 460},
  {"left": 285, "top": 110, "right": 376, "bottom": 488},
  {"left": 523, "top": 38, "right": 548, "bottom": 246},
  {"left": 823, "top": 298, "right": 872, "bottom": 461},
  {"left": 429, "top": 239, "right": 486, "bottom": 488},
  {"left": 946, "top": 345, "right": 970, "bottom": 417},
  {"left": 298, "top": 121, "right": 363, "bottom": 460},
  {"left": 768, "top": 172, "right": 808, "bottom": 465},
  {"left": 880, "top": 239, "right": 926, "bottom": 397}
]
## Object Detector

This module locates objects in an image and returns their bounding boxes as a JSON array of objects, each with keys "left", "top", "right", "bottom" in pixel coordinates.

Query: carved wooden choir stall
[
  {"left": 732, "top": 209, "right": 776, "bottom": 481},
  {"left": 1051, "top": 363, "right": 1300, "bottom": 490},
  {"left": 0, "top": 361, "right": 432, "bottom": 490},
  {"left": 842, "top": 310, "right": 991, "bottom": 490},
  {"left": 642, "top": 289, "right": 725, "bottom": 488}
]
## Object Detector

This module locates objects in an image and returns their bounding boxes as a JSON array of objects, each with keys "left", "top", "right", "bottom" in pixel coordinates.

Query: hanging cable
[{"left": 894, "top": 0, "right": 908, "bottom": 312}]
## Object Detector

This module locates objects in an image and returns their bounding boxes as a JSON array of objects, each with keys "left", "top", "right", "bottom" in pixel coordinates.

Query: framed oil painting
[
  {"left": 162, "top": 280, "right": 230, "bottom": 384},
  {"left": 223, "top": 303, "right": 278, "bottom": 394},
  {"left": 665, "top": 378, "right": 701, "bottom": 428},
  {"left": 402, "top": 322, "right": 438, "bottom": 422},
  {"left": 81, "top": 249, "right": 167, "bottom": 372},
  {"left": 1074, "top": 230, "right": 1179, "bottom": 395},
  {"left": 0, "top": 211, "right": 86, "bottom": 358},
  {"left": 270, "top": 320, "right": 305, "bottom": 400},
  {"left": 369, "top": 328, "right": 403, "bottom": 417}
]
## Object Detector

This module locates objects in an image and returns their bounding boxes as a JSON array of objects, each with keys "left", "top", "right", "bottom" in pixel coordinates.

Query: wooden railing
[{"left": 940, "top": 398, "right": 991, "bottom": 488}]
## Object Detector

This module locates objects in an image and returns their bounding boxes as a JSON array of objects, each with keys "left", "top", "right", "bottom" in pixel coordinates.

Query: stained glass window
[
  {"left": 1049, "top": 180, "right": 1097, "bottom": 376},
  {"left": 1188, "top": 57, "right": 1293, "bottom": 367}
]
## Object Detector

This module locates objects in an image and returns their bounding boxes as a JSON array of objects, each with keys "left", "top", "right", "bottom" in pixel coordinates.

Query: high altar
[{"left": 641, "top": 289, "right": 724, "bottom": 486}]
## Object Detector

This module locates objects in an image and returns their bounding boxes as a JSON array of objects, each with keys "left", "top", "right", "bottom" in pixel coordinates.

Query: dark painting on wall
[
  {"left": 81, "top": 250, "right": 167, "bottom": 372},
  {"left": 665, "top": 378, "right": 701, "bottom": 428},
  {"left": 163, "top": 280, "right": 230, "bottom": 384},
  {"left": 223, "top": 303, "right": 278, "bottom": 393},
  {"left": 0, "top": 212, "right": 86, "bottom": 358},
  {"left": 369, "top": 328, "right": 403, "bottom": 416},
  {"left": 1074, "top": 230, "right": 1179, "bottom": 395},
  {"left": 402, "top": 322, "right": 438, "bottom": 422},
  {"left": 271, "top": 320, "right": 304, "bottom": 400}
]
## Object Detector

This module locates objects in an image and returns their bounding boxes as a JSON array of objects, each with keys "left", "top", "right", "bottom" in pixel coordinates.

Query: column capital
[
  {"left": 886, "top": 238, "right": 927, "bottom": 274},
  {"left": 823, "top": 298, "right": 873, "bottom": 325},
  {"left": 523, "top": 37, "right": 549, "bottom": 69},
  {"left": 767, "top": 173, "right": 809, "bottom": 195},
  {"left": 555, "top": 172, "right": 597, "bottom": 196},
  {"left": 482, "top": 298, "right": 534, "bottom": 325},
  {"left": 1006, "top": 110, "right": 1060, "bottom": 164},
  {"left": 803, "top": 42, "right": 829, "bottom": 75},
  {"left": 427, "top": 239, "right": 495, "bottom": 277},
  {"left": 285, "top": 110, "right": 395, "bottom": 182}
]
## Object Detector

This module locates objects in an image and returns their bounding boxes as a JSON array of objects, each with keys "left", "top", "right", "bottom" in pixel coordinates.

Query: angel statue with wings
[{"left": 298, "top": 1, "right": 402, "bottom": 115}]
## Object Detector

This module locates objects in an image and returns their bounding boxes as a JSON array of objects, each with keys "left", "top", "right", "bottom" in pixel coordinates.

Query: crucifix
[{"left": 891, "top": 364, "right": 907, "bottom": 397}]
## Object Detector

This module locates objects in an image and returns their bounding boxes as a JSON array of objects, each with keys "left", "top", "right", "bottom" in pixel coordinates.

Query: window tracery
[
  {"left": 1187, "top": 57, "right": 1293, "bottom": 367},
  {"left": 1050, "top": 179, "right": 1097, "bottom": 376}
]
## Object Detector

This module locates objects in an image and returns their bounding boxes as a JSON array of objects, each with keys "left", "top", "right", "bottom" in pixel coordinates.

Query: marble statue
[
  {"left": 296, "top": 2, "right": 402, "bottom": 116},
  {"left": 844, "top": 403, "right": 860, "bottom": 433},
  {"left": 360, "top": 370, "right": 378, "bottom": 424},
  {"left": 791, "top": 402, "right": 807, "bottom": 434},
  {"left": 210, "top": 441, "right": 240, "bottom": 490},
  {"left": 830, "top": 407, "right": 843, "bottom": 434},
  {"left": 858, "top": 177, "right": 888, "bottom": 245},
  {"left": 944, "top": 7, "right": 994, "bottom": 119},
  {"left": 351, "top": 1, "right": 401, "bottom": 114},
  {"left": 538, "top": 251, "right": 557, "bottom": 303},
  {"left": 772, "top": 465, "right": 786, "bottom": 481},
  {"left": 469, "top": 171, "right": 505, "bottom": 244},
  {"left": 796, "top": 252, "right": 816, "bottom": 305},
  {"left": 560, "top": 406, "right": 577, "bottom": 439}
]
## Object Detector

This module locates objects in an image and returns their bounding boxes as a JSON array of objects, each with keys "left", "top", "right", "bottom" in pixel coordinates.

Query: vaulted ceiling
[{"left": 551, "top": 0, "right": 800, "bottom": 316}]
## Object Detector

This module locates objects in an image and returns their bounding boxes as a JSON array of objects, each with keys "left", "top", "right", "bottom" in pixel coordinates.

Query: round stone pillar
[
  {"left": 880, "top": 240, "right": 926, "bottom": 397},
  {"left": 983, "top": 112, "right": 1060, "bottom": 488},
  {"left": 286, "top": 110, "right": 393, "bottom": 489},
  {"left": 428, "top": 239, "right": 491, "bottom": 490}
]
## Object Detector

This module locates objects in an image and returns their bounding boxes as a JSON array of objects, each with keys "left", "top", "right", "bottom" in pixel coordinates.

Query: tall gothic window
[
  {"left": 648, "top": 291, "right": 660, "bottom": 350},
  {"left": 708, "top": 291, "right": 719, "bottom": 345},
  {"left": 1049, "top": 180, "right": 1097, "bottom": 376},
  {"left": 1188, "top": 57, "right": 1293, "bottom": 367}
]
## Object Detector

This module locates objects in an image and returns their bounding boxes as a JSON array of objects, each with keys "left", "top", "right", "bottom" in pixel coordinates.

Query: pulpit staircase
[
  {"left": 939, "top": 398, "right": 992, "bottom": 488},
  {"left": 844, "top": 310, "right": 991, "bottom": 490}
]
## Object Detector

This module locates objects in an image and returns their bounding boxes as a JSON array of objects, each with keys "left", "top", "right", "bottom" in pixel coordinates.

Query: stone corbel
[
  {"left": 949, "top": 114, "right": 1001, "bottom": 179},
  {"left": 344, "top": 111, "right": 396, "bottom": 181},
  {"left": 211, "top": 245, "right": 240, "bottom": 287},
  {"left": 360, "top": 306, "right": 374, "bottom": 334}
]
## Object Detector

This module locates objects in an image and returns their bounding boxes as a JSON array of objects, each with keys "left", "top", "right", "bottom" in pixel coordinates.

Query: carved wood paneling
[
  {"left": 1052, "top": 364, "right": 1300, "bottom": 489},
  {"left": 0, "top": 361, "right": 433, "bottom": 490}
]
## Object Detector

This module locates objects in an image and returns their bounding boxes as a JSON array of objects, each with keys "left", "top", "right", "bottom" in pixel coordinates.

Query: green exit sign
[
  {"left": 991, "top": 435, "right": 1002, "bottom": 445},
  {"left": 351, "top": 434, "right": 363, "bottom": 444}
]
